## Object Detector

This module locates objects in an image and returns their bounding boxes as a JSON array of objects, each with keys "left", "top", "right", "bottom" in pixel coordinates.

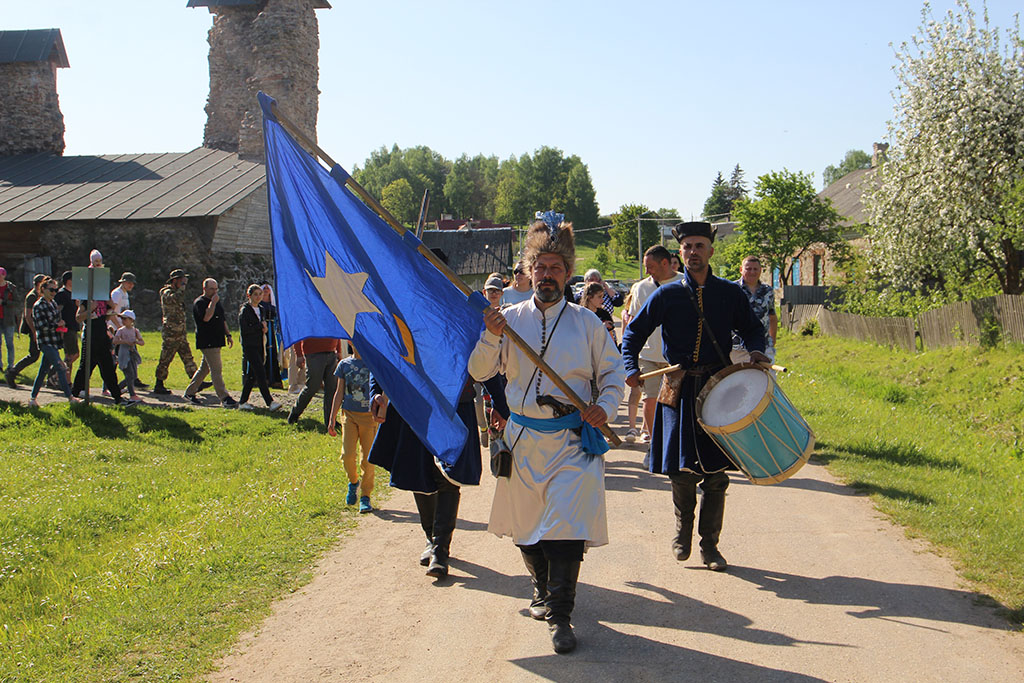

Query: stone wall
[
  {"left": 0, "top": 61, "right": 65, "bottom": 156},
  {"left": 14, "top": 217, "right": 275, "bottom": 329},
  {"left": 202, "top": 0, "right": 321, "bottom": 162}
]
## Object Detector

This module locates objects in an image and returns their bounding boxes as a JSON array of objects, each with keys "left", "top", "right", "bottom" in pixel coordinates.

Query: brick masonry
[
  {"left": 201, "top": 0, "right": 321, "bottom": 162},
  {"left": 0, "top": 61, "right": 65, "bottom": 156}
]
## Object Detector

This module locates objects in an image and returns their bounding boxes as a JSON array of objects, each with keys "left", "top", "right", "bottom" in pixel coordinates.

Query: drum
[{"left": 696, "top": 363, "right": 814, "bottom": 485}]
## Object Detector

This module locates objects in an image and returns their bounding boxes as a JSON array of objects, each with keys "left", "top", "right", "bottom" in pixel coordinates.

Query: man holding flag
[{"left": 469, "top": 213, "right": 625, "bottom": 655}]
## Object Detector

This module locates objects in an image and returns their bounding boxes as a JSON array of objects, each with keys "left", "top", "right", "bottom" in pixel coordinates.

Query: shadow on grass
[
  {"left": 68, "top": 403, "right": 128, "bottom": 439},
  {"left": 134, "top": 407, "right": 203, "bottom": 443},
  {"left": 730, "top": 565, "right": 1017, "bottom": 631},
  {"left": 815, "top": 439, "right": 966, "bottom": 473}
]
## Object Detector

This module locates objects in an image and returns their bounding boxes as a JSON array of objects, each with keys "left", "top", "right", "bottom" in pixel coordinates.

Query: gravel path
[{"left": 203, "top": 405, "right": 1024, "bottom": 682}]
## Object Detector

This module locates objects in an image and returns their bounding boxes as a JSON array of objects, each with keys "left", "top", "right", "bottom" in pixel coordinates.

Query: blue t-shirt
[{"left": 334, "top": 356, "right": 371, "bottom": 412}]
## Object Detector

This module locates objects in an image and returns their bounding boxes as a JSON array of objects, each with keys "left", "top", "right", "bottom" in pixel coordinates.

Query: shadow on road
[{"left": 729, "top": 566, "right": 1011, "bottom": 631}]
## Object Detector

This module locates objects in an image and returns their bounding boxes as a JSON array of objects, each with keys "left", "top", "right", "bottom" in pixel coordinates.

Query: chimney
[
  {"left": 190, "top": 0, "right": 330, "bottom": 163},
  {"left": 872, "top": 142, "right": 889, "bottom": 167},
  {"left": 0, "top": 29, "right": 70, "bottom": 156}
]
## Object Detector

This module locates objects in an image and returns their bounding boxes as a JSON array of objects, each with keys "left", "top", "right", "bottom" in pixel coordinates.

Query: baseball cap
[{"left": 484, "top": 274, "right": 504, "bottom": 291}]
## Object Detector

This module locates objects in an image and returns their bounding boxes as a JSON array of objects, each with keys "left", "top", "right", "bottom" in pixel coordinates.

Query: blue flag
[{"left": 260, "top": 93, "right": 488, "bottom": 465}]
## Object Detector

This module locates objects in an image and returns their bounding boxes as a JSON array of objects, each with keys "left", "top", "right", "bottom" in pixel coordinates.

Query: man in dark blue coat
[{"left": 622, "top": 221, "right": 768, "bottom": 571}]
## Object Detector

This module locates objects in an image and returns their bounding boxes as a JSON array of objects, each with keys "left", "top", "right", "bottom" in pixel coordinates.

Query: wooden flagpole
[{"left": 268, "top": 102, "right": 620, "bottom": 446}]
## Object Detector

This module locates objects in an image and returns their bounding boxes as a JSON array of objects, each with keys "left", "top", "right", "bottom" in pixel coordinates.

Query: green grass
[
  {"left": 573, "top": 227, "right": 643, "bottom": 281},
  {"left": 0, "top": 332, "right": 387, "bottom": 681},
  {"left": 777, "top": 330, "right": 1024, "bottom": 626}
]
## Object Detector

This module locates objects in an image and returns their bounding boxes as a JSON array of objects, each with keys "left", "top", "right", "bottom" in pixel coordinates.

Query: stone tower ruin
[
  {"left": 189, "top": 0, "right": 331, "bottom": 162},
  {"left": 0, "top": 29, "right": 69, "bottom": 156}
]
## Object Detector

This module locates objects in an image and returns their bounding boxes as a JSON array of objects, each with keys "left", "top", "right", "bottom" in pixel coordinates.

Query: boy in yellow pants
[{"left": 328, "top": 345, "right": 377, "bottom": 513}]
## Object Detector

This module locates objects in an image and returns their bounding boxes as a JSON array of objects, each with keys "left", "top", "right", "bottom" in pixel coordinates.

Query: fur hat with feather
[{"left": 524, "top": 211, "right": 575, "bottom": 273}]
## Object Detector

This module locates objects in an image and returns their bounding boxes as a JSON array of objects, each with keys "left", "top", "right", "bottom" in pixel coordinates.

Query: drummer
[{"left": 621, "top": 221, "right": 768, "bottom": 572}]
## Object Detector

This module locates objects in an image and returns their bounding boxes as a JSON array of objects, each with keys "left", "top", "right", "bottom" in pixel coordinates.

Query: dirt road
[{"left": 207, "top": 408, "right": 1024, "bottom": 682}]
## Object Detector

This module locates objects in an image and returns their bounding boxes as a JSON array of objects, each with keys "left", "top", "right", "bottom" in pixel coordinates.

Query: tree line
[{"left": 352, "top": 144, "right": 600, "bottom": 229}]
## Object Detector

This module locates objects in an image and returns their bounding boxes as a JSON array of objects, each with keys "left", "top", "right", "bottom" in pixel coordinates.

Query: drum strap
[{"left": 681, "top": 281, "right": 731, "bottom": 368}]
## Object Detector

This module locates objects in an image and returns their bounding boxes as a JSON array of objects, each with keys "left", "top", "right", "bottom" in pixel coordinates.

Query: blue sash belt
[{"left": 508, "top": 411, "right": 610, "bottom": 456}]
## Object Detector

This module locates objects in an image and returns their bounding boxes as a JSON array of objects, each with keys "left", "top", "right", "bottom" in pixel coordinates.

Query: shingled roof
[
  {"left": 421, "top": 228, "right": 512, "bottom": 276},
  {"left": 0, "top": 29, "right": 69, "bottom": 68},
  {"left": 0, "top": 147, "right": 265, "bottom": 223},
  {"left": 819, "top": 167, "right": 875, "bottom": 230}
]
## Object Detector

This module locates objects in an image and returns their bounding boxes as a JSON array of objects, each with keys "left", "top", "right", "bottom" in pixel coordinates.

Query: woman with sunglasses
[{"left": 28, "top": 278, "right": 78, "bottom": 406}]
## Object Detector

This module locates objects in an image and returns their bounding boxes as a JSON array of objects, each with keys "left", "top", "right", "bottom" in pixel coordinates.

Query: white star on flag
[{"left": 308, "top": 252, "right": 382, "bottom": 335}]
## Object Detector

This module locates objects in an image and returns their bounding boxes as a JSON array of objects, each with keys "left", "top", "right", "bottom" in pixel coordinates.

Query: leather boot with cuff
[
  {"left": 545, "top": 558, "right": 581, "bottom": 654},
  {"left": 670, "top": 478, "right": 696, "bottom": 561},
  {"left": 426, "top": 489, "right": 460, "bottom": 578},
  {"left": 520, "top": 547, "right": 549, "bottom": 620}
]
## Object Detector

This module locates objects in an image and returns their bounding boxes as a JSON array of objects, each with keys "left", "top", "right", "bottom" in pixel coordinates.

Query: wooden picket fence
[{"left": 780, "top": 294, "right": 1024, "bottom": 351}]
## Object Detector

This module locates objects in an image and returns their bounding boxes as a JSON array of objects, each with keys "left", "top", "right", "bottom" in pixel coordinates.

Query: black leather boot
[
  {"left": 426, "top": 488, "right": 460, "bottom": 578},
  {"left": 545, "top": 558, "right": 581, "bottom": 654},
  {"left": 520, "top": 547, "right": 549, "bottom": 620},
  {"left": 152, "top": 380, "right": 171, "bottom": 395},
  {"left": 413, "top": 493, "right": 436, "bottom": 567},
  {"left": 670, "top": 478, "right": 696, "bottom": 561},
  {"left": 698, "top": 473, "right": 729, "bottom": 571}
]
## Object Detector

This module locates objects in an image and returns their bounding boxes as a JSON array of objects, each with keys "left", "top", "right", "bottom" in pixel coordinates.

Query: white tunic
[{"left": 469, "top": 297, "right": 625, "bottom": 547}]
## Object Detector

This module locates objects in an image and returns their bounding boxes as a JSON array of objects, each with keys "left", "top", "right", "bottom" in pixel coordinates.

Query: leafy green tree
[
  {"left": 353, "top": 145, "right": 451, "bottom": 221},
  {"left": 381, "top": 178, "right": 418, "bottom": 226},
  {"left": 709, "top": 230, "right": 757, "bottom": 282},
  {"left": 727, "top": 164, "right": 747, "bottom": 202},
  {"left": 565, "top": 161, "right": 600, "bottom": 229},
  {"left": 495, "top": 155, "right": 532, "bottom": 224},
  {"left": 610, "top": 204, "right": 653, "bottom": 260},
  {"left": 591, "top": 244, "right": 611, "bottom": 274},
  {"left": 866, "top": 0, "right": 1024, "bottom": 294},
  {"left": 732, "top": 169, "right": 850, "bottom": 284},
  {"left": 703, "top": 172, "right": 731, "bottom": 220},
  {"left": 443, "top": 155, "right": 476, "bottom": 219},
  {"left": 822, "top": 149, "right": 872, "bottom": 188}
]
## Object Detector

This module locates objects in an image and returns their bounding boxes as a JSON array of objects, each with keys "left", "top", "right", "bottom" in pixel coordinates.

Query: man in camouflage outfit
[{"left": 153, "top": 269, "right": 198, "bottom": 395}]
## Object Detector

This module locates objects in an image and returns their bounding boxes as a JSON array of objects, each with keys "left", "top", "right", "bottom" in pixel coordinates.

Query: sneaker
[
  {"left": 134, "top": 379, "right": 149, "bottom": 389},
  {"left": 115, "top": 397, "right": 138, "bottom": 407},
  {"left": 68, "top": 395, "right": 82, "bottom": 404},
  {"left": 199, "top": 381, "right": 214, "bottom": 391},
  {"left": 346, "top": 483, "right": 359, "bottom": 505},
  {"left": 268, "top": 400, "right": 282, "bottom": 412},
  {"left": 221, "top": 397, "right": 239, "bottom": 408},
  {"left": 639, "top": 430, "right": 650, "bottom": 444},
  {"left": 625, "top": 427, "right": 638, "bottom": 443},
  {"left": 28, "top": 398, "right": 39, "bottom": 407},
  {"left": 5, "top": 370, "right": 18, "bottom": 388},
  {"left": 238, "top": 402, "right": 254, "bottom": 411},
  {"left": 184, "top": 393, "right": 204, "bottom": 405},
  {"left": 358, "top": 496, "right": 373, "bottom": 514}
]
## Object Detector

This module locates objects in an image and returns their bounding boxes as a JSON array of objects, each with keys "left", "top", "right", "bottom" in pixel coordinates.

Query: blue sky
[{"left": 5, "top": 1, "right": 1021, "bottom": 219}]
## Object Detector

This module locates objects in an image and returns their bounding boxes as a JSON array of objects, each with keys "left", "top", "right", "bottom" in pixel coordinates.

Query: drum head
[{"left": 700, "top": 367, "right": 769, "bottom": 428}]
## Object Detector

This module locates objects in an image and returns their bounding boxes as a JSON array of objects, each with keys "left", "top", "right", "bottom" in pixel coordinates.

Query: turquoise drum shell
[{"left": 697, "top": 364, "right": 815, "bottom": 485}]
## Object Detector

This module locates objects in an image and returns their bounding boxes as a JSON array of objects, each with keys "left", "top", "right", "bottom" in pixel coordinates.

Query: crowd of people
[{"left": 1, "top": 216, "right": 778, "bottom": 656}]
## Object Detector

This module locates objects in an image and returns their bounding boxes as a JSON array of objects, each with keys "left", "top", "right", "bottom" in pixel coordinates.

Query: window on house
[
  {"left": 791, "top": 259, "right": 800, "bottom": 286},
  {"left": 813, "top": 254, "right": 822, "bottom": 286},
  {"left": 772, "top": 267, "right": 781, "bottom": 289}
]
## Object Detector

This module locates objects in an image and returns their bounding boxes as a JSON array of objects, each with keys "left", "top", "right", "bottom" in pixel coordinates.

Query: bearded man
[{"left": 469, "top": 212, "right": 625, "bottom": 654}]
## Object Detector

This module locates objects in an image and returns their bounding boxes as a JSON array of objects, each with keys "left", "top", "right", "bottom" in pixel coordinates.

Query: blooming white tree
[{"left": 866, "top": 0, "right": 1024, "bottom": 294}]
